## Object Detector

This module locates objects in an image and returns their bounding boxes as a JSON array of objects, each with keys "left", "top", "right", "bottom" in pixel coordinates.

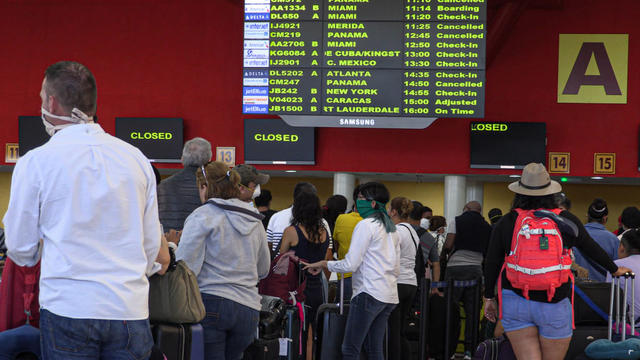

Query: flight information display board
[{"left": 242, "top": 0, "right": 486, "bottom": 128}]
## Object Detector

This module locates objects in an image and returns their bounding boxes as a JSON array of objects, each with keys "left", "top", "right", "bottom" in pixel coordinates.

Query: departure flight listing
[{"left": 242, "top": 0, "right": 486, "bottom": 128}]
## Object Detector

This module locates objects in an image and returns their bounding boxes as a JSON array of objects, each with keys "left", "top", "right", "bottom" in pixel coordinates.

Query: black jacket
[{"left": 157, "top": 165, "right": 202, "bottom": 231}]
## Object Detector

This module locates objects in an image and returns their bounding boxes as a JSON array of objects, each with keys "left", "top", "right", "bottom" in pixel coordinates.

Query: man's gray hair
[{"left": 181, "top": 137, "right": 212, "bottom": 167}]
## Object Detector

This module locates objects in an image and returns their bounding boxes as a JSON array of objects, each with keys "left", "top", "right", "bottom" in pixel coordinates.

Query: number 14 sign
[{"left": 548, "top": 152, "right": 570, "bottom": 173}]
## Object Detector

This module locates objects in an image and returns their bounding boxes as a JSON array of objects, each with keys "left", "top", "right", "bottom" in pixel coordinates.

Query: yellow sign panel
[
  {"left": 594, "top": 153, "right": 615, "bottom": 174},
  {"left": 5, "top": 143, "right": 18, "bottom": 163},
  {"left": 558, "top": 34, "right": 628, "bottom": 103},
  {"left": 216, "top": 147, "right": 236, "bottom": 167},
  {"left": 548, "top": 152, "right": 570, "bottom": 173}
]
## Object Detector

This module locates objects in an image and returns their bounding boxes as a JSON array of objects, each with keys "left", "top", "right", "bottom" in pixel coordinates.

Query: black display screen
[
  {"left": 115, "top": 118, "right": 184, "bottom": 162},
  {"left": 470, "top": 122, "right": 546, "bottom": 169},
  {"left": 244, "top": 118, "right": 315, "bottom": 164},
  {"left": 18, "top": 116, "right": 50, "bottom": 156},
  {"left": 242, "top": 0, "right": 486, "bottom": 128}
]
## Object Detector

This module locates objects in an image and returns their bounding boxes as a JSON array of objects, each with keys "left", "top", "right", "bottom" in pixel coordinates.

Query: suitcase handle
[
  {"left": 339, "top": 276, "right": 344, "bottom": 315},
  {"left": 608, "top": 272, "right": 635, "bottom": 341}
]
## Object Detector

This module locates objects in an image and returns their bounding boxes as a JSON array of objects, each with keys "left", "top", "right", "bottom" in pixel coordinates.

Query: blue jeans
[
  {"left": 200, "top": 293, "right": 259, "bottom": 360},
  {"left": 0, "top": 325, "right": 41, "bottom": 360},
  {"left": 39, "top": 309, "right": 153, "bottom": 360},
  {"left": 342, "top": 292, "right": 396, "bottom": 360}
]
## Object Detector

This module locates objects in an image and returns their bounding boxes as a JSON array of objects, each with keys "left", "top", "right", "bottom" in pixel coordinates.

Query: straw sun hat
[{"left": 508, "top": 163, "right": 562, "bottom": 196}]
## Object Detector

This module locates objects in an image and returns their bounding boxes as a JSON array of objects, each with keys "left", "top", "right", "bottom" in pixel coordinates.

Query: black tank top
[{"left": 290, "top": 225, "right": 329, "bottom": 285}]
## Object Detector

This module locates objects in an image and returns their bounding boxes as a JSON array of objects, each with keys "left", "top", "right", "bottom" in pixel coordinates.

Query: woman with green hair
[{"left": 304, "top": 182, "right": 400, "bottom": 360}]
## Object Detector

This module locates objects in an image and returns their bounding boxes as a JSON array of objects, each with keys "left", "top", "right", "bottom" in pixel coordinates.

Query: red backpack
[
  {"left": 498, "top": 209, "right": 574, "bottom": 324},
  {"left": 258, "top": 250, "right": 307, "bottom": 304}
]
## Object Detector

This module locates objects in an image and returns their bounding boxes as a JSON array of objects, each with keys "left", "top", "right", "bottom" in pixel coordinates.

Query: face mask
[
  {"left": 356, "top": 199, "right": 376, "bottom": 219},
  {"left": 420, "top": 218, "right": 430, "bottom": 230},
  {"left": 252, "top": 184, "right": 261, "bottom": 199},
  {"left": 41, "top": 106, "right": 93, "bottom": 136}
]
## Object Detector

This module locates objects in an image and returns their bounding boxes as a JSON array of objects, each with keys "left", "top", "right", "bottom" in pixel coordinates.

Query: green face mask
[{"left": 356, "top": 199, "right": 377, "bottom": 219}]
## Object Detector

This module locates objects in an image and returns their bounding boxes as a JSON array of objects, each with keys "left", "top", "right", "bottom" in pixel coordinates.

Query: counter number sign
[
  {"left": 594, "top": 153, "right": 615, "bottom": 174},
  {"left": 5, "top": 143, "right": 18, "bottom": 163},
  {"left": 548, "top": 152, "right": 570, "bottom": 173},
  {"left": 216, "top": 147, "right": 236, "bottom": 167}
]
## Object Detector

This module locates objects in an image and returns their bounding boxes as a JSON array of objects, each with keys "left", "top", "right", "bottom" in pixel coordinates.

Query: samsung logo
[{"left": 339, "top": 118, "right": 376, "bottom": 126}]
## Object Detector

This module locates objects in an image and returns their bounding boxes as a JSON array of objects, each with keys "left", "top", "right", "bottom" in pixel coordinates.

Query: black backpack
[{"left": 398, "top": 224, "right": 426, "bottom": 280}]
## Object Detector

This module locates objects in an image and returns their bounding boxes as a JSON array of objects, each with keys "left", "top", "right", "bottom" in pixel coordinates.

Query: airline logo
[
  {"left": 245, "top": 4, "right": 270, "bottom": 21},
  {"left": 244, "top": 49, "right": 269, "bottom": 60},
  {"left": 245, "top": 4, "right": 269, "bottom": 13},
  {"left": 244, "top": 77, "right": 269, "bottom": 86},
  {"left": 243, "top": 70, "right": 269, "bottom": 86},
  {"left": 244, "top": 58, "right": 269, "bottom": 68},
  {"left": 243, "top": 87, "right": 269, "bottom": 96},
  {"left": 243, "top": 105, "right": 269, "bottom": 114},
  {"left": 244, "top": 22, "right": 269, "bottom": 39},
  {"left": 244, "top": 40, "right": 269, "bottom": 50},
  {"left": 242, "top": 96, "right": 269, "bottom": 105}
]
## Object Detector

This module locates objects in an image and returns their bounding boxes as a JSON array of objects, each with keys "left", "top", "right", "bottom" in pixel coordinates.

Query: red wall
[{"left": 1, "top": 0, "right": 638, "bottom": 177}]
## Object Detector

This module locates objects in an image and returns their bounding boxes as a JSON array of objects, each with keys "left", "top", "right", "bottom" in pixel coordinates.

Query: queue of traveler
[{"left": 1, "top": 61, "right": 639, "bottom": 360}]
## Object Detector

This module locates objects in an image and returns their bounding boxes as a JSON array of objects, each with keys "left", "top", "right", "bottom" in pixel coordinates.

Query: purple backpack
[{"left": 473, "top": 335, "right": 516, "bottom": 360}]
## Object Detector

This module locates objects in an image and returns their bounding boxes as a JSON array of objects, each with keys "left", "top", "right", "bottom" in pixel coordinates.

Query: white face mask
[
  {"left": 41, "top": 107, "right": 93, "bottom": 136},
  {"left": 420, "top": 218, "right": 430, "bottom": 230},
  {"left": 252, "top": 184, "right": 261, "bottom": 199}
]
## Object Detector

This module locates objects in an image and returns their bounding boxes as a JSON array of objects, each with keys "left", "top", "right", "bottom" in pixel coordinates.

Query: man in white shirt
[{"left": 3, "top": 61, "right": 161, "bottom": 359}]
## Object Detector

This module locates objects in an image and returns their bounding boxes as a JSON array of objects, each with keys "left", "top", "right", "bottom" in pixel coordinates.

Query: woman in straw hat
[{"left": 483, "top": 163, "right": 631, "bottom": 360}]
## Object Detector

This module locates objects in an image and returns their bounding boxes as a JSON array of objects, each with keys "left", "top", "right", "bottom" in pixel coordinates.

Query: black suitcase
[
  {"left": 427, "top": 288, "right": 460, "bottom": 359},
  {"left": 243, "top": 338, "right": 280, "bottom": 360},
  {"left": 285, "top": 305, "right": 302, "bottom": 360},
  {"left": 314, "top": 278, "right": 377, "bottom": 360},
  {"left": 574, "top": 281, "right": 624, "bottom": 326},
  {"left": 566, "top": 274, "right": 637, "bottom": 359},
  {"left": 315, "top": 301, "right": 349, "bottom": 360},
  {"left": 152, "top": 323, "right": 192, "bottom": 360},
  {"left": 565, "top": 325, "right": 608, "bottom": 360}
]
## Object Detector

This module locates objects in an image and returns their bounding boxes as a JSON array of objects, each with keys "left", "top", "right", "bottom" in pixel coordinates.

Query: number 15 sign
[{"left": 594, "top": 153, "right": 615, "bottom": 175}]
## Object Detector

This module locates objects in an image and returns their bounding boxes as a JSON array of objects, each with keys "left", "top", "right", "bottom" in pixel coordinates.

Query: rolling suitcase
[
  {"left": 285, "top": 305, "right": 303, "bottom": 360},
  {"left": 584, "top": 273, "right": 640, "bottom": 359},
  {"left": 314, "top": 277, "right": 350, "bottom": 360},
  {"left": 190, "top": 324, "right": 205, "bottom": 360},
  {"left": 314, "top": 278, "right": 385, "bottom": 360},
  {"left": 566, "top": 277, "right": 632, "bottom": 359},
  {"left": 152, "top": 323, "right": 192, "bottom": 360}
]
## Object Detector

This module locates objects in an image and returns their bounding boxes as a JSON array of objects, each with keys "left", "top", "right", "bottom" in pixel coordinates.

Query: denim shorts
[{"left": 501, "top": 289, "right": 573, "bottom": 339}]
